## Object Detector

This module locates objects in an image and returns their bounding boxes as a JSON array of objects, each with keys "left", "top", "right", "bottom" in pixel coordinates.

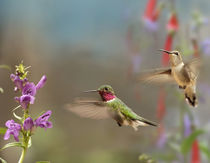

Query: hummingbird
[
  {"left": 140, "top": 49, "right": 202, "bottom": 107},
  {"left": 66, "top": 85, "right": 158, "bottom": 131}
]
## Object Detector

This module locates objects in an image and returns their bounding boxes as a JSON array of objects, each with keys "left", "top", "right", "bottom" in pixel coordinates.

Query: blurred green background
[{"left": 0, "top": 0, "right": 210, "bottom": 162}]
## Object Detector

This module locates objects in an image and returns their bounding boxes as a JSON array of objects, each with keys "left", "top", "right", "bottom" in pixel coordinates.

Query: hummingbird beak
[
  {"left": 158, "top": 49, "right": 172, "bottom": 54},
  {"left": 83, "top": 90, "right": 98, "bottom": 93}
]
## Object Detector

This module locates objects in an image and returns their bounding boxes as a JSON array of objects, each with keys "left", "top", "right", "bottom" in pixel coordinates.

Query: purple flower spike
[
  {"left": 36, "top": 75, "right": 47, "bottom": 90},
  {"left": 201, "top": 39, "right": 210, "bottom": 56},
  {"left": 35, "top": 110, "right": 52, "bottom": 130},
  {"left": 143, "top": 18, "right": 158, "bottom": 32},
  {"left": 157, "top": 132, "right": 167, "bottom": 148},
  {"left": 4, "top": 120, "right": 21, "bottom": 142},
  {"left": 22, "top": 82, "right": 37, "bottom": 96},
  {"left": 23, "top": 117, "right": 34, "bottom": 131},
  {"left": 16, "top": 95, "right": 35, "bottom": 109},
  {"left": 184, "top": 114, "right": 191, "bottom": 137}
]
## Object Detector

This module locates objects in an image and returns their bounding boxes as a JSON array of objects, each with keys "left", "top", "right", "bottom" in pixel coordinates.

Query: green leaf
[
  {"left": 1, "top": 142, "right": 24, "bottom": 151},
  {"left": 168, "top": 142, "right": 181, "bottom": 152},
  {"left": 199, "top": 143, "right": 210, "bottom": 160},
  {"left": 0, "top": 65, "right": 11, "bottom": 71},
  {"left": 0, "top": 127, "right": 7, "bottom": 135},
  {"left": 0, "top": 87, "right": 3, "bottom": 93},
  {"left": 0, "top": 157, "right": 7, "bottom": 163},
  {"left": 13, "top": 111, "right": 22, "bottom": 121},
  {"left": 36, "top": 161, "right": 50, "bottom": 163},
  {"left": 12, "top": 105, "right": 21, "bottom": 112},
  {"left": 181, "top": 129, "right": 205, "bottom": 154},
  {"left": 28, "top": 137, "right": 32, "bottom": 148}
]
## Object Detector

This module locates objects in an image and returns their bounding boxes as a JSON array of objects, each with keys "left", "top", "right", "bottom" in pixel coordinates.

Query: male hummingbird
[
  {"left": 66, "top": 85, "right": 157, "bottom": 131},
  {"left": 140, "top": 49, "right": 201, "bottom": 107}
]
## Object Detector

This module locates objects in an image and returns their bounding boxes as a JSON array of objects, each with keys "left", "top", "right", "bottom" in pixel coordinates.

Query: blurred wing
[
  {"left": 65, "top": 98, "right": 110, "bottom": 120},
  {"left": 185, "top": 58, "right": 202, "bottom": 79},
  {"left": 139, "top": 68, "right": 175, "bottom": 84}
]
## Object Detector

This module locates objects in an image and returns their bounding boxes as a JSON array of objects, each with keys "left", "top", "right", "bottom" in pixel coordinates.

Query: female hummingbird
[
  {"left": 140, "top": 49, "right": 202, "bottom": 107},
  {"left": 66, "top": 85, "right": 157, "bottom": 131}
]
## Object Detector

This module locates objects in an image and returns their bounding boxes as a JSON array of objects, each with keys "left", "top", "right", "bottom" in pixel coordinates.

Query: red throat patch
[{"left": 99, "top": 91, "right": 116, "bottom": 102}]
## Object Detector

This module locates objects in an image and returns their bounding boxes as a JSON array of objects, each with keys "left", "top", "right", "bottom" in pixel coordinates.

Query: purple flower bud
[
  {"left": 36, "top": 75, "right": 47, "bottom": 90},
  {"left": 23, "top": 117, "right": 34, "bottom": 131},
  {"left": 4, "top": 120, "right": 21, "bottom": 142},
  {"left": 22, "top": 82, "right": 37, "bottom": 96},
  {"left": 10, "top": 74, "right": 16, "bottom": 81},
  {"left": 10, "top": 74, "right": 24, "bottom": 91},
  {"left": 35, "top": 110, "right": 53, "bottom": 130}
]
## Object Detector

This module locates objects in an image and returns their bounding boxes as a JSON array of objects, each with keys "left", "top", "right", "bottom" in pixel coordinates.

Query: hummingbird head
[
  {"left": 97, "top": 85, "right": 116, "bottom": 102},
  {"left": 84, "top": 85, "right": 116, "bottom": 102},
  {"left": 159, "top": 49, "right": 183, "bottom": 66}
]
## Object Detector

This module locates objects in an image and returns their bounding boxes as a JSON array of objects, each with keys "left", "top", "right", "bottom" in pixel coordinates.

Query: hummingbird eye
[
  {"left": 174, "top": 52, "right": 179, "bottom": 56},
  {"left": 104, "top": 87, "right": 108, "bottom": 91}
]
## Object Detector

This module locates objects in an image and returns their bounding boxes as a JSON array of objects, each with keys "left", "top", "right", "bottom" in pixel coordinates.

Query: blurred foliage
[
  {"left": 139, "top": 154, "right": 156, "bottom": 163},
  {"left": 181, "top": 129, "right": 204, "bottom": 154},
  {"left": 0, "top": 128, "right": 7, "bottom": 135}
]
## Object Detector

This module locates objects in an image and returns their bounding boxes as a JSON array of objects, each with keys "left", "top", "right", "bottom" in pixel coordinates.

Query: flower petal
[
  {"left": 23, "top": 117, "right": 34, "bottom": 131},
  {"left": 4, "top": 129, "right": 11, "bottom": 140},
  {"left": 35, "top": 110, "right": 52, "bottom": 129},
  {"left": 20, "top": 95, "right": 35, "bottom": 109},
  {"left": 36, "top": 75, "right": 47, "bottom": 90},
  {"left": 13, "top": 130, "right": 20, "bottom": 142},
  {"left": 5, "top": 120, "right": 14, "bottom": 128},
  {"left": 22, "top": 82, "right": 36, "bottom": 96}
]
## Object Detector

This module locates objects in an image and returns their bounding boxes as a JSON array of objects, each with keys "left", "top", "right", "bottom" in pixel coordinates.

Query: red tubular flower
[
  {"left": 162, "top": 12, "right": 179, "bottom": 66},
  {"left": 167, "top": 12, "right": 179, "bottom": 32},
  {"left": 191, "top": 140, "right": 200, "bottom": 163},
  {"left": 143, "top": 0, "right": 160, "bottom": 32},
  {"left": 157, "top": 88, "right": 166, "bottom": 121},
  {"left": 143, "top": 0, "right": 157, "bottom": 20},
  {"left": 152, "top": 8, "right": 160, "bottom": 21}
]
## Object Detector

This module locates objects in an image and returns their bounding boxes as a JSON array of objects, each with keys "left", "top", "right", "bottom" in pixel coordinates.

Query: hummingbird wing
[
  {"left": 139, "top": 68, "right": 175, "bottom": 84},
  {"left": 65, "top": 98, "right": 110, "bottom": 120},
  {"left": 185, "top": 58, "right": 202, "bottom": 79}
]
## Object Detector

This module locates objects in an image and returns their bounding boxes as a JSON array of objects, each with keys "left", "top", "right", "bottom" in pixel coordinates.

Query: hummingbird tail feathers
[
  {"left": 131, "top": 119, "right": 158, "bottom": 131},
  {"left": 138, "top": 118, "right": 158, "bottom": 127},
  {"left": 184, "top": 86, "right": 198, "bottom": 107}
]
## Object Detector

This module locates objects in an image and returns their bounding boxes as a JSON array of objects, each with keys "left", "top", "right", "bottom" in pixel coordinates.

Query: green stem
[
  {"left": 18, "top": 135, "right": 29, "bottom": 163},
  {"left": 18, "top": 147, "right": 27, "bottom": 163},
  {"left": 19, "top": 106, "right": 30, "bottom": 163}
]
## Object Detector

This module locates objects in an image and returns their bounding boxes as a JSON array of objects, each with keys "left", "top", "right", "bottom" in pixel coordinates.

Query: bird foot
[
  {"left": 117, "top": 122, "right": 122, "bottom": 127},
  {"left": 179, "top": 85, "right": 186, "bottom": 89}
]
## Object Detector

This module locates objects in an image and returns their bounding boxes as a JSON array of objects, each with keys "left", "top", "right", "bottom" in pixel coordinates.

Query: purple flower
[
  {"left": 23, "top": 117, "right": 34, "bottom": 131},
  {"left": 201, "top": 39, "right": 210, "bottom": 56},
  {"left": 4, "top": 120, "right": 21, "bottom": 142},
  {"left": 143, "top": 18, "right": 158, "bottom": 32},
  {"left": 15, "top": 95, "right": 35, "bottom": 109},
  {"left": 35, "top": 110, "right": 52, "bottom": 130},
  {"left": 22, "top": 82, "right": 37, "bottom": 96},
  {"left": 10, "top": 74, "right": 24, "bottom": 91},
  {"left": 132, "top": 55, "right": 142, "bottom": 73},
  {"left": 36, "top": 75, "right": 47, "bottom": 90},
  {"left": 184, "top": 114, "right": 191, "bottom": 137},
  {"left": 157, "top": 132, "right": 167, "bottom": 148}
]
